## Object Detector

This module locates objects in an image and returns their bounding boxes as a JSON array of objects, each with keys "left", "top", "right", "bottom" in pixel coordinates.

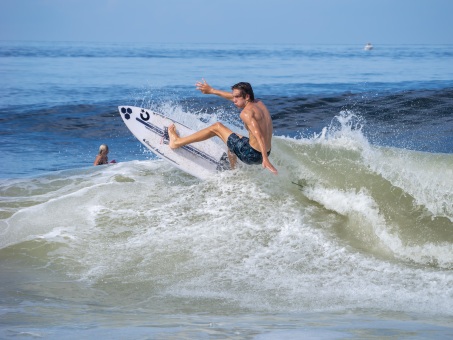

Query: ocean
[{"left": 0, "top": 41, "right": 452, "bottom": 339}]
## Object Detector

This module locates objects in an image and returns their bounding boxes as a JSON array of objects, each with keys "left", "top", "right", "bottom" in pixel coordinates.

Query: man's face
[{"left": 232, "top": 89, "right": 248, "bottom": 109}]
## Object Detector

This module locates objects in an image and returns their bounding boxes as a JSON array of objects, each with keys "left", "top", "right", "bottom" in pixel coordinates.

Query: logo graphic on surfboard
[{"left": 119, "top": 106, "right": 230, "bottom": 179}]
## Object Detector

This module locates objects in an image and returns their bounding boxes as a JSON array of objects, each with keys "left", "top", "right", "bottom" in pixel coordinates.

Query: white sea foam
[
  {"left": 2, "top": 41, "right": 453, "bottom": 338},
  {"left": 0, "top": 125, "right": 451, "bottom": 319},
  {"left": 363, "top": 146, "right": 453, "bottom": 221}
]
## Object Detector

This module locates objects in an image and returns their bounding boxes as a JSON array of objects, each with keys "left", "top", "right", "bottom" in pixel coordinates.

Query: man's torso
[{"left": 241, "top": 100, "right": 273, "bottom": 152}]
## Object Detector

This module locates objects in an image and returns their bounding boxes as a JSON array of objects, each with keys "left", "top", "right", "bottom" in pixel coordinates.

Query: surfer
[
  {"left": 168, "top": 79, "right": 278, "bottom": 174},
  {"left": 93, "top": 144, "right": 110, "bottom": 166}
]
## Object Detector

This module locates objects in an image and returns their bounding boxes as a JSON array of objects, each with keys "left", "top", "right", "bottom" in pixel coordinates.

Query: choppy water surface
[{"left": 0, "top": 42, "right": 452, "bottom": 338}]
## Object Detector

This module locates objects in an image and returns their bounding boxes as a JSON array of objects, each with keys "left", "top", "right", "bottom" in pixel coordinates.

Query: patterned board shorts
[{"left": 227, "top": 133, "right": 270, "bottom": 165}]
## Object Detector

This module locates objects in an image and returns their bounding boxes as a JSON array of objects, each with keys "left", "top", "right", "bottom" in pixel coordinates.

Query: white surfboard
[{"left": 118, "top": 106, "right": 230, "bottom": 179}]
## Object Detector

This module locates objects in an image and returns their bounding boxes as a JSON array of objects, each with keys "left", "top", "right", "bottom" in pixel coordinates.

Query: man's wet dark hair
[{"left": 232, "top": 82, "right": 255, "bottom": 101}]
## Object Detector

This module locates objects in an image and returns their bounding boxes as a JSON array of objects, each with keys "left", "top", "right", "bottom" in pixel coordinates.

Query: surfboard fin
[
  {"left": 217, "top": 152, "right": 231, "bottom": 171},
  {"left": 162, "top": 127, "right": 170, "bottom": 145}
]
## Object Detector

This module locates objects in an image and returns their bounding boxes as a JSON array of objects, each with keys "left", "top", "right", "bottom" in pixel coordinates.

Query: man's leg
[
  {"left": 227, "top": 150, "right": 237, "bottom": 169},
  {"left": 168, "top": 122, "right": 233, "bottom": 149}
]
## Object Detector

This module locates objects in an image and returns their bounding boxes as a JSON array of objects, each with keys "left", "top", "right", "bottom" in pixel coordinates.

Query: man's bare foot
[{"left": 168, "top": 124, "right": 180, "bottom": 149}]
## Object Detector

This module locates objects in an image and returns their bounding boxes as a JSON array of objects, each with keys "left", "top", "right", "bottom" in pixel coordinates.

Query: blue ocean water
[
  {"left": 1, "top": 42, "right": 453, "bottom": 178},
  {"left": 0, "top": 42, "right": 452, "bottom": 338}
]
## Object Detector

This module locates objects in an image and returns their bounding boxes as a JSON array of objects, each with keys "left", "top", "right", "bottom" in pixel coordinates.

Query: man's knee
[
  {"left": 211, "top": 122, "right": 226, "bottom": 131},
  {"left": 210, "top": 121, "right": 232, "bottom": 142}
]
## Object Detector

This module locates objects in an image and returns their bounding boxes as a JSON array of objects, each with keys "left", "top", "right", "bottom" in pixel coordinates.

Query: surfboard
[{"left": 118, "top": 106, "right": 230, "bottom": 179}]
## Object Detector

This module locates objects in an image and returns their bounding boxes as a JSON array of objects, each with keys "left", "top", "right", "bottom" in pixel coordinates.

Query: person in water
[
  {"left": 93, "top": 144, "right": 110, "bottom": 166},
  {"left": 168, "top": 79, "right": 278, "bottom": 174}
]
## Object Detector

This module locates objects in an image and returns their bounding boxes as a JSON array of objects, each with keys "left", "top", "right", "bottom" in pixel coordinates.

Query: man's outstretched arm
[{"left": 196, "top": 79, "right": 233, "bottom": 101}]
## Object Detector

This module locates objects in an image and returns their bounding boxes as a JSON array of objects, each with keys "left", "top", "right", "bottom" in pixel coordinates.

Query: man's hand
[
  {"left": 196, "top": 79, "right": 233, "bottom": 101},
  {"left": 195, "top": 78, "right": 213, "bottom": 94},
  {"left": 262, "top": 159, "right": 278, "bottom": 175}
]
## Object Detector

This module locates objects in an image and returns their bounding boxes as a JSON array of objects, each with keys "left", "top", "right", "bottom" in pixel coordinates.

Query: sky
[{"left": 1, "top": 0, "right": 452, "bottom": 45}]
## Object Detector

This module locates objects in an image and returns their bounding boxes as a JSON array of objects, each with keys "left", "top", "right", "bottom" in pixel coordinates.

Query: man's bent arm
[{"left": 243, "top": 112, "right": 278, "bottom": 174}]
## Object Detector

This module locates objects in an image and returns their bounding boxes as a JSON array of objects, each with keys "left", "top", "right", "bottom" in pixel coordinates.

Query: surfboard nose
[{"left": 119, "top": 106, "right": 133, "bottom": 120}]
